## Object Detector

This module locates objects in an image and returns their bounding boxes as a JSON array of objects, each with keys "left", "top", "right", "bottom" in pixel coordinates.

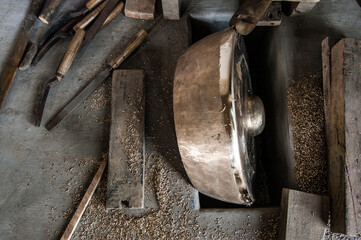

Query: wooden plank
[
  {"left": 278, "top": 188, "right": 329, "bottom": 240},
  {"left": 161, "top": 0, "right": 181, "bottom": 20},
  {"left": 106, "top": 69, "right": 145, "bottom": 210},
  {"left": 340, "top": 39, "right": 361, "bottom": 236},
  {"left": 60, "top": 158, "right": 107, "bottom": 240},
  {"left": 328, "top": 39, "right": 347, "bottom": 234},
  {"left": 124, "top": 0, "right": 156, "bottom": 20},
  {"left": 327, "top": 38, "right": 361, "bottom": 235},
  {"left": 322, "top": 37, "right": 331, "bottom": 137}
]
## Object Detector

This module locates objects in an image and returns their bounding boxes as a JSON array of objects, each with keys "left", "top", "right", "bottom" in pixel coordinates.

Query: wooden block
[
  {"left": 278, "top": 188, "right": 329, "bottom": 240},
  {"left": 161, "top": 0, "right": 181, "bottom": 20},
  {"left": 106, "top": 69, "right": 145, "bottom": 210},
  {"left": 327, "top": 38, "right": 361, "bottom": 236},
  {"left": 125, "top": 0, "right": 156, "bottom": 20}
]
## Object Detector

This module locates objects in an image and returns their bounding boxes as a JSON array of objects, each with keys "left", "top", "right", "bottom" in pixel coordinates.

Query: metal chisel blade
[
  {"left": 80, "top": 0, "right": 119, "bottom": 49},
  {"left": 46, "top": 69, "right": 111, "bottom": 130}
]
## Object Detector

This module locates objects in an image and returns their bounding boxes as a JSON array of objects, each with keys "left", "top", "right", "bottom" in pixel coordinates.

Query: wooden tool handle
[
  {"left": 229, "top": 0, "right": 272, "bottom": 35},
  {"left": 19, "top": 43, "right": 38, "bottom": 71},
  {"left": 60, "top": 158, "right": 107, "bottom": 240},
  {"left": 57, "top": 29, "right": 86, "bottom": 77},
  {"left": 86, "top": 0, "right": 104, "bottom": 11},
  {"left": 38, "top": 0, "right": 64, "bottom": 24},
  {"left": 74, "top": 0, "right": 109, "bottom": 30},
  {"left": 109, "top": 29, "right": 147, "bottom": 69},
  {"left": 100, "top": 1, "right": 124, "bottom": 31}
]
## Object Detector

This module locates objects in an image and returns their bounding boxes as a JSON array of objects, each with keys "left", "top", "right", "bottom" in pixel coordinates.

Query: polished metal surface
[{"left": 173, "top": 28, "right": 265, "bottom": 205}]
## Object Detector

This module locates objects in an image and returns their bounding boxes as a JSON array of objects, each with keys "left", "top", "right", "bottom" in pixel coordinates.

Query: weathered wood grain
[
  {"left": 326, "top": 38, "right": 361, "bottom": 235},
  {"left": 322, "top": 37, "right": 331, "bottom": 136},
  {"left": 278, "top": 188, "right": 329, "bottom": 240},
  {"left": 60, "top": 158, "right": 107, "bottom": 240},
  {"left": 336, "top": 39, "right": 361, "bottom": 236},
  {"left": 38, "top": 0, "right": 64, "bottom": 24},
  {"left": 0, "top": 0, "right": 43, "bottom": 111},
  {"left": 106, "top": 69, "right": 145, "bottom": 210},
  {"left": 328, "top": 38, "right": 347, "bottom": 234},
  {"left": 161, "top": 0, "right": 181, "bottom": 20},
  {"left": 125, "top": 0, "right": 156, "bottom": 20}
]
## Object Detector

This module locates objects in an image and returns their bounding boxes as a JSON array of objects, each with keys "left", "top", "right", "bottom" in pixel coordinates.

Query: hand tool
[
  {"left": 38, "top": 0, "right": 65, "bottom": 24},
  {"left": 79, "top": 0, "right": 120, "bottom": 49},
  {"left": 229, "top": 0, "right": 272, "bottom": 35},
  {"left": 46, "top": 29, "right": 148, "bottom": 130},
  {"left": 60, "top": 158, "right": 107, "bottom": 240},
  {"left": 32, "top": 0, "right": 124, "bottom": 66},
  {"left": 35, "top": 29, "right": 86, "bottom": 126},
  {"left": 35, "top": 2, "right": 124, "bottom": 126},
  {"left": 0, "top": 0, "right": 44, "bottom": 111},
  {"left": 36, "top": 0, "right": 104, "bottom": 55},
  {"left": 32, "top": 0, "right": 109, "bottom": 66},
  {"left": 19, "top": 43, "right": 39, "bottom": 70}
]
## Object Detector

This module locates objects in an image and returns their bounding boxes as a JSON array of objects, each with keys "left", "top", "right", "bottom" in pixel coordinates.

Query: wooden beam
[
  {"left": 125, "top": 0, "right": 156, "bottom": 20},
  {"left": 278, "top": 188, "right": 329, "bottom": 240},
  {"left": 161, "top": 0, "right": 181, "bottom": 20},
  {"left": 106, "top": 69, "right": 146, "bottom": 210},
  {"left": 329, "top": 38, "right": 361, "bottom": 236},
  {"left": 60, "top": 158, "right": 107, "bottom": 240}
]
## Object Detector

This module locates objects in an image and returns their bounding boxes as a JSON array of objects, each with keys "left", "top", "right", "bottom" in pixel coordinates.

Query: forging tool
[
  {"left": 46, "top": 29, "right": 148, "bottom": 130},
  {"left": 35, "top": 1, "right": 125, "bottom": 126},
  {"left": 32, "top": 0, "right": 106, "bottom": 66}
]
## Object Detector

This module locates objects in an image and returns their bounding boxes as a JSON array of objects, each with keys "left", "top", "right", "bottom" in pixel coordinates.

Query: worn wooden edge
[
  {"left": 278, "top": 188, "right": 330, "bottom": 240},
  {"left": 124, "top": 0, "right": 156, "bottom": 20},
  {"left": 278, "top": 188, "right": 289, "bottom": 240},
  {"left": 342, "top": 38, "right": 361, "bottom": 236},
  {"left": 60, "top": 158, "right": 107, "bottom": 240},
  {"left": 161, "top": 0, "right": 181, "bottom": 20},
  {"left": 38, "top": 0, "right": 64, "bottom": 24},
  {"left": 328, "top": 39, "right": 346, "bottom": 234},
  {"left": 106, "top": 69, "right": 146, "bottom": 210},
  {"left": 0, "top": 0, "right": 43, "bottom": 111},
  {"left": 322, "top": 37, "right": 331, "bottom": 137}
]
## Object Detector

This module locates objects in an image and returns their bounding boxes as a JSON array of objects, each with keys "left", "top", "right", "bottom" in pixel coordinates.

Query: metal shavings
[{"left": 287, "top": 74, "right": 328, "bottom": 195}]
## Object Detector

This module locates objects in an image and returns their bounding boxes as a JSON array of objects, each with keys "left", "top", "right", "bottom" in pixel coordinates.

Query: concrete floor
[{"left": 0, "top": 0, "right": 361, "bottom": 239}]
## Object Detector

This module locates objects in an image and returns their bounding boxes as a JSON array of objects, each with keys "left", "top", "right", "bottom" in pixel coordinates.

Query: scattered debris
[{"left": 287, "top": 74, "right": 328, "bottom": 195}]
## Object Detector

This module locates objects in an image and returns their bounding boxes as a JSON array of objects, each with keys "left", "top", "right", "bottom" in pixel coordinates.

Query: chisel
[
  {"left": 0, "top": 0, "right": 44, "bottom": 111},
  {"left": 35, "top": 29, "right": 86, "bottom": 126},
  {"left": 79, "top": 0, "right": 120, "bottom": 49},
  {"left": 46, "top": 29, "right": 148, "bottom": 130},
  {"left": 34, "top": 1, "right": 124, "bottom": 126},
  {"left": 33, "top": 0, "right": 124, "bottom": 66},
  {"left": 33, "top": 0, "right": 110, "bottom": 66},
  {"left": 37, "top": 0, "right": 104, "bottom": 54}
]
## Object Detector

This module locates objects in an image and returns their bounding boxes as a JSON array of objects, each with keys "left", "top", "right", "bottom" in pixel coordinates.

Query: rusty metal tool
[
  {"left": 229, "top": 0, "right": 272, "bottom": 35},
  {"left": 32, "top": 0, "right": 124, "bottom": 66},
  {"left": 36, "top": 0, "right": 104, "bottom": 57},
  {"left": 35, "top": 29, "right": 86, "bottom": 126},
  {"left": 35, "top": 2, "right": 125, "bottom": 127},
  {"left": 0, "top": 0, "right": 44, "bottom": 111},
  {"left": 18, "top": 0, "right": 61, "bottom": 70},
  {"left": 33, "top": 0, "right": 109, "bottom": 66},
  {"left": 46, "top": 29, "right": 148, "bottom": 130},
  {"left": 79, "top": 0, "right": 120, "bottom": 49}
]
